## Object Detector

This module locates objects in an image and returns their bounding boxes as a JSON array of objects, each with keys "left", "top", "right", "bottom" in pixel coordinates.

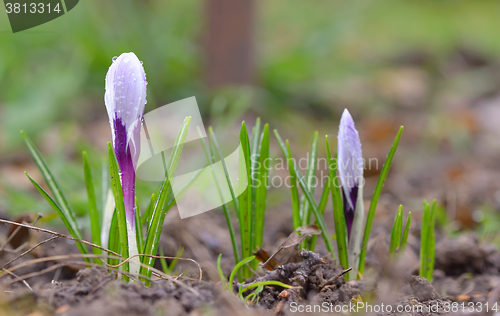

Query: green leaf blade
[
  {"left": 426, "top": 200, "right": 437, "bottom": 282},
  {"left": 229, "top": 255, "right": 255, "bottom": 288},
  {"left": 107, "top": 142, "right": 129, "bottom": 279},
  {"left": 400, "top": 211, "right": 412, "bottom": 256},
  {"left": 300, "top": 131, "right": 319, "bottom": 229},
  {"left": 83, "top": 152, "right": 101, "bottom": 262},
  {"left": 420, "top": 200, "right": 431, "bottom": 278},
  {"left": 21, "top": 131, "right": 84, "bottom": 242},
  {"left": 238, "top": 121, "right": 252, "bottom": 279},
  {"left": 325, "top": 136, "right": 348, "bottom": 269},
  {"left": 25, "top": 172, "right": 89, "bottom": 258},
  {"left": 198, "top": 127, "right": 240, "bottom": 270},
  {"left": 286, "top": 140, "right": 301, "bottom": 230},
  {"left": 389, "top": 205, "right": 403, "bottom": 257},
  {"left": 358, "top": 126, "right": 403, "bottom": 278},
  {"left": 253, "top": 124, "right": 270, "bottom": 254},
  {"left": 274, "top": 130, "right": 336, "bottom": 257},
  {"left": 309, "top": 180, "right": 330, "bottom": 251},
  {"left": 141, "top": 117, "right": 191, "bottom": 279}
]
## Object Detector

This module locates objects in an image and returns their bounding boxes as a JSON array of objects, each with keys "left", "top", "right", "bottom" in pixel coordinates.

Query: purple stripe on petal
[
  {"left": 342, "top": 185, "right": 358, "bottom": 238},
  {"left": 113, "top": 116, "right": 137, "bottom": 227}
]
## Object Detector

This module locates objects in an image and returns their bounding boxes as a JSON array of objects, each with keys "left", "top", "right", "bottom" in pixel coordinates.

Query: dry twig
[{"left": 0, "top": 218, "right": 120, "bottom": 257}]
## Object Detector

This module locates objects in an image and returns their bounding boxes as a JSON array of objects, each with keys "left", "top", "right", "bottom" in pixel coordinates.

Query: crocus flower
[
  {"left": 105, "top": 52, "right": 146, "bottom": 226},
  {"left": 337, "top": 109, "right": 363, "bottom": 238},
  {"left": 105, "top": 52, "right": 146, "bottom": 272}
]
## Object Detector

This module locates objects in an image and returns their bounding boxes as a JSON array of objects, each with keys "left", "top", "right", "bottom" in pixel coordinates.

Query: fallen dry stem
[
  {"left": 1, "top": 235, "right": 59, "bottom": 270},
  {"left": 0, "top": 254, "right": 112, "bottom": 279},
  {"left": 0, "top": 213, "right": 42, "bottom": 252},
  {"left": 4, "top": 260, "right": 106, "bottom": 286},
  {"left": 0, "top": 218, "right": 120, "bottom": 257},
  {"left": 320, "top": 267, "right": 352, "bottom": 288},
  {"left": 0, "top": 254, "right": 201, "bottom": 296},
  {"left": 1, "top": 268, "right": 33, "bottom": 291},
  {"left": 0, "top": 219, "right": 203, "bottom": 296},
  {"left": 107, "top": 254, "right": 203, "bottom": 282},
  {"left": 1, "top": 254, "right": 200, "bottom": 296}
]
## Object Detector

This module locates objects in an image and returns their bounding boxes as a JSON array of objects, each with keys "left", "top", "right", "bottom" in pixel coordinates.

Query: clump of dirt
[
  {"left": 409, "top": 275, "right": 441, "bottom": 301},
  {"left": 242, "top": 250, "right": 364, "bottom": 313},
  {"left": 434, "top": 234, "right": 500, "bottom": 276}
]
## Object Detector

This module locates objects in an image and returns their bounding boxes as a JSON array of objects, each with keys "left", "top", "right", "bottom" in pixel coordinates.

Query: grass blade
[
  {"left": 83, "top": 152, "right": 101, "bottom": 263},
  {"left": 135, "top": 197, "right": 143, "bottom": 253},
  {"left": 25, "top": 172, "right": 89, "bottom": 258},
  {"left": 287, "top": 140, "right": 301, "bottom": 230},
  {"left": 229, "top": 256, "right": 255, "bottom": 289},
  {"left": 253, "top": 124, "right": 269, "bottom": 251},
  {"left": 159, "top": 247, "right": 169, "bottom": 274},
  {"left": 140, "top": 167, "right": 203, "bottom": 227},
  {"left": 389, "top": 205, "right": 403, "bottom": 258},
  {"left": 358, "top": 126, "right": 403, "bottom": 278},
  {"left": 163, "top": 168, "right": 204, "bottom": 212},
  {"left": 249, "top": 118, "right": 262, "bottom": 267},
  {"left": 250, "top": 118, "right": 262, "bottom": 200},
  {"left": 420, "top": 201, "right": 431, "bottom": 278},
  {"left": 141, "top": 117, "right": 191, "bottom": 279},
  {"left": 107, "top": 209, "right": 120, "bottom": 265},
  {"left": 101, "top": 160, "right": 109, "bottom": 219},
  {"left": 309, "top": 180, "right": 330, "bottom": 251},
  {"left": 167, "top": 247, "right": 184, "bottom": 274},
  {"left": 238, "top": 122, "right": 252, "bottom": 279},
  {"left": 300, "top": 132, "right": 318, "bottom": 248},
  {"left": 300, "top": 132, "right": 319, "bottom": 228},
  {"left": 21, "top": 131, "right": 85, "bottom": 247},
  {"left": 400, "top": 212, "right": 411, "bottom": 256},
  {"left": 141, "top": 172, "right": 174, "bottom": 270},
  {"left": 209, "top": 127, "right": 239, "bottom": 214},
  {"left": 238, "top": 281, "right": 297, "bottom": 296},
  {"left": 107, "top": 143, "right": 129, "bottom": 279},
  {"left": 274, "top": 130, "right": 335, "bottom": 257},
  {"left": 217, "top": 254, "right": 226, "bottom": 287},
  {"left": 273, "top": 131, "right": 300, "bottom": 230},
  {"left": 426, "top": 201, "right": 437, "bottom": 282},
  {"left": 198, "top": 127, "right": 241, "bottom": 270},
  {"left": 141, "top": 193, "right": 155, "bottom": 227},
  {"left": 325, "top": 136, "right": 348, "bottom": 270}
]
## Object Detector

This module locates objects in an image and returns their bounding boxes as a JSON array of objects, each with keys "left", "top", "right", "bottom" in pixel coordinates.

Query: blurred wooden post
[{"left": 205, "top": 0, "right": 255, "bottom": 88}]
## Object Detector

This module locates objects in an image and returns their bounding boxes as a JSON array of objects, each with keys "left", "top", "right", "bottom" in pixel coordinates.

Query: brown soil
[
  {"left": 1, "top": 178, "right": 500, "bottom": 315},
  {"left": 1, "top": 229, "right": 500, "bottom": 316}
]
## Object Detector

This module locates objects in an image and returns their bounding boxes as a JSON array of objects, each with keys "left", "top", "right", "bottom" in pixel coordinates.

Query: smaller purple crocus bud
[
  {"left": 337, "top": 109, "right": 363, "bottom": 239},
  {"left": 105, "top": 52, "right": 147, "bottom": 228}
]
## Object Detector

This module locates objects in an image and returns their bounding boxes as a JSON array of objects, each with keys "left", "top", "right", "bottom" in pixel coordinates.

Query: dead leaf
[
  {"left": 7, "top": 214, "right": 34, "bottom": 249},
  {"left": 253, "top": 247, "right": 278, "bottom": 271},
  {"left": 296, "top": 225, "right": 321, "bottom": 237},
  {"left": 256, "top": 225, "right": 321, "bottom": 269}
]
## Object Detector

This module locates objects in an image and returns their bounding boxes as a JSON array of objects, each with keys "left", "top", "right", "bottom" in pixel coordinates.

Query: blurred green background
[{"left": 2, "top": 0, "right": 500, "bottom": 239}]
